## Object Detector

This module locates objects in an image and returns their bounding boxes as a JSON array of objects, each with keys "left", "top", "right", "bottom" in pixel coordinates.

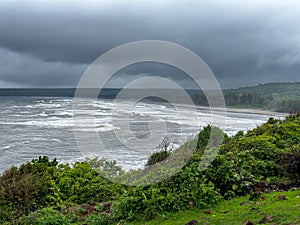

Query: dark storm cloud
[
  {"left": 0, "top": 0, "right": 299, "bottom": 88},
  {"left": 0, "top": 48, "right": 87, "bottom": 87}
]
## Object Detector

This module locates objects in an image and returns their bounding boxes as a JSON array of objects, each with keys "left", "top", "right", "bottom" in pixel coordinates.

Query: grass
[{"left": 130, "top": 190, "right": 300, "bottom": 225}]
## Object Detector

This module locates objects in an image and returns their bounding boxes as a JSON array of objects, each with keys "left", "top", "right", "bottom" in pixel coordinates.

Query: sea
[{"left": 0, "top": 96, "right": 283, "bottom": 173}]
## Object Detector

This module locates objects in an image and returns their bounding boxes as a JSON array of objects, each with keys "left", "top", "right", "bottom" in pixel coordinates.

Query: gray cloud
[
  {"left": 0, "top": 0, "right": 299, "bottom": 88},
  {"left": 0, "top": 48, "right": 87, "bottom": 87}
]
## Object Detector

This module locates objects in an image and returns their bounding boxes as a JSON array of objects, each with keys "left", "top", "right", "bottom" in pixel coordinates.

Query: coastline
[{"left": 172, "top": 103, "right": 289, "bottom": 117}]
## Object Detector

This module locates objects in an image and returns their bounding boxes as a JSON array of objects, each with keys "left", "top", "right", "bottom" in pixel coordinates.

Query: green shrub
[
  {"left": 278, "top": 144, "right": 300, "bottom": 184},
  {"left": 146, "top": 137, "right": 175, "bottom": 166},
  {"left": 15, "top": 208, "right": 75, "bottom": 225},
  {"left": 196, "top": 125, "right": 229, "bottom": 151},
  {"left": 146, "top": 151, "right": 171, "bottom": 166},
  {"left": 56, "top": 161, "right": 123, "bottom": 204},
  {"left": 84, "top": 213, "right": 113, "bottom": 225},
  {"left": 204, "top": 113, "right": 300, "bottom": 198},
  {"left": 0, "top": 156, "right": 60, "bottom": 220}
]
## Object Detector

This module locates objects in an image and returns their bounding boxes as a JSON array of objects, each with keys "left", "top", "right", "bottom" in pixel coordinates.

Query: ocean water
[{"left": 0, "top": 97, "right": 279, "bottom": 172}]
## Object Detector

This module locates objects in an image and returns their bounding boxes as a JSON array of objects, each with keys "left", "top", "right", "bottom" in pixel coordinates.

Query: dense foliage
[
  {"left": 192, "top": 82, "right": 300, "bottom": 113},
  {"left": 0, "top": 113, "right": 299, "bottom": 224}
]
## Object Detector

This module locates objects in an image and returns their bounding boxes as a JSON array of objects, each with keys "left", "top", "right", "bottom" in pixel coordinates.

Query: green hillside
[
  {"left": 192, "top": 82, "right": 300, "bottom": 113},
  {"left": 229, "top": 82, "right": 300, "bottom": 100},
  {"left": 225, "top": 82, "right": 300, "bottom": 113},
  {"left": 133, "top": 190, "right": 300, "bottom": 225}
]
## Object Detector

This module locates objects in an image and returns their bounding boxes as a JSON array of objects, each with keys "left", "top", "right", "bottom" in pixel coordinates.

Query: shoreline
[{"left": 172, "top": 103, "right": 289, "bottom": 117}]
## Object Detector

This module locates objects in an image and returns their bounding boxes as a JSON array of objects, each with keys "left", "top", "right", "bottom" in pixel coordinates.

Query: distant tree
[
  {"left": 276, "top": 99, "right": 300, "bottom": 114},
  {"left": 146, "top": 137, "right": 173, "bottom": 166}
]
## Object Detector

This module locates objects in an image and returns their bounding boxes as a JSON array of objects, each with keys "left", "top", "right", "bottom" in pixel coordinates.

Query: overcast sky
[{"left": 0, "top": 0, "right": 299, "bottom": 89}]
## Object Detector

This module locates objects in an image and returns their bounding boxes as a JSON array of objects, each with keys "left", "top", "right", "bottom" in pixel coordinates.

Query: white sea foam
[
  {"left": 0, "top": 97, "right": 283, "bottom": 173},
  {"left": 55, "top": 111, "right": 73, "bottom": 116}
]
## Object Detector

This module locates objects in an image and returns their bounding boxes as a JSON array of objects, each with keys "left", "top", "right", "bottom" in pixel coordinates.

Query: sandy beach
[{"left": 173, "top": 103, "right": 289, "bottom": 117}]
